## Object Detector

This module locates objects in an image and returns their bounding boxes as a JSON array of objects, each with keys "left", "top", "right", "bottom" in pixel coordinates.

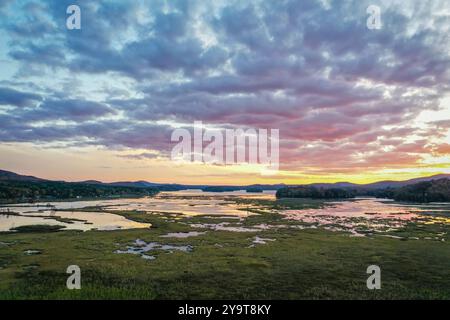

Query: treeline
[
  {"left": 387, "top": 178, "right": 450, "bottom": 202},
  {"left": 275, "top": 178, "right": 450, "bottom": 203},
  {"left": 201, "top": 186, "right": 264, "bottom": 193},
  {"left": 276, "top": 186, "right": 356, "bottom": 199},
  {"left": 201, "top": 186, "right": 240, "bottom": 192},
  {"left": 245, "top": 187, "right": 263, "bottom": 193},
  {"left": 0, "top": 180, "right": 159, "bottom": 203}
]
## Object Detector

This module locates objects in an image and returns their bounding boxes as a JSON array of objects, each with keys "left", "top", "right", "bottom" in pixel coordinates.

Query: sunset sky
[{"left": 0, "top": 0, "right": 450, "bottom": 185}]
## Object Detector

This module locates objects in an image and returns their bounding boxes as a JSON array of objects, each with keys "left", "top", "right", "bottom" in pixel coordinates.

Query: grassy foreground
[{"left": 0, "top": 201, "right": 449, "bottom": 299}]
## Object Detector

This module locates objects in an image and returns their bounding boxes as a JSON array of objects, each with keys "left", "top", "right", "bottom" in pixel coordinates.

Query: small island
[
  {"left": 276, "top": 186, "right": 355, "bottom": 199},
  {"left": 0, "top": 179, "right": 159, "bottom": 204},
  {"left": 276, "top": 178, "right": 450, "bottom": 203}
]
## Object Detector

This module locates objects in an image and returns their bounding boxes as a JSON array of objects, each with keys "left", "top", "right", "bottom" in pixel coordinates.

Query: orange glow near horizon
[{"left": 1, "top": 143, "right": 449, "bottom": 186}]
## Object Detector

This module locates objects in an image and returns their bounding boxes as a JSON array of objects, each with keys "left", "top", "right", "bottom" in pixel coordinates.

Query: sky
[{"left": 0, "top": 0, "right": 450, "bottom": 185}]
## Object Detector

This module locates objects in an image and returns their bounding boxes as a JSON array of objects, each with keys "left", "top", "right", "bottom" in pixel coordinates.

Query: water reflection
[
  {"left": 282, "top": 197, "right": 450, "bottom": 221},
  {"left": 281, "top": 197, "right": 450, "bottom": 236},
  {"left": 1, "top": 191, "right": 449, "bottom": 235},
  {"left": 0, "top": 208, "right": 150, "bottom": 232},
  {"left": 0, "top": 190, "right": 271, "bottom": 232},
  {"left": 105, "top": 190, "right": 275, "bottom": 216}
]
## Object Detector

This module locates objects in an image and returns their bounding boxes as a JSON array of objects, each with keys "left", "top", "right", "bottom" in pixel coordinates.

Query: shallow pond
[
  {"left": 0, "top": 190, "right": 272, "bottom": 231},
  {"left": 1, "top": 191, "right": 449, "bottom": 235}
]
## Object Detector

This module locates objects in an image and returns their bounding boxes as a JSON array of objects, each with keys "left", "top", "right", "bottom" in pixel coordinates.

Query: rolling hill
[
  {"left": 1, "top": 169, "right": 450, "bottom": 192},
  {"left": 0, "top": 169, "right": 47, "bottom": 182}
]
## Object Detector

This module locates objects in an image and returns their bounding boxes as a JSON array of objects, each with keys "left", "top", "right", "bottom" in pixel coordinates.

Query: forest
[
  {"left": 0, "top": 180, "right": 159, "bottom": 203},
  {"left": 389, "top": 178, "right": 450, "bottom": 202},
  {"left": 276, "top": 186, "right": 356, "bottom": 199},
  {"left": 276, "top": 178, "right": 450, "bottom": 203}
]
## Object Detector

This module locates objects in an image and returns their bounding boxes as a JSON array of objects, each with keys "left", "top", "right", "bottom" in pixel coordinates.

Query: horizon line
[{"left": 2, "top": 169, "right": 449, "bottom": 187}]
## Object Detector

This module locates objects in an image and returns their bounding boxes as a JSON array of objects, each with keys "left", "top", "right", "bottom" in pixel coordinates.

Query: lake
[{"left": 1, "top": 190, "right": 449, "bottom": 235}]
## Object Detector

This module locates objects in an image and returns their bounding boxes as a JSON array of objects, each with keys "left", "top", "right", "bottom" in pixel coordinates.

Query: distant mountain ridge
[
  {"left": 0, "top": 169, "right": 47, "bottom": 182},
  {"left": 1, "top": 169, "right": 450, "bottom": 191},
  {"left": 305, "top": 174, "right": 450, "bottom": 190},
  {"left": 364, "top": 174, "right": 450, "bottom": 189}
]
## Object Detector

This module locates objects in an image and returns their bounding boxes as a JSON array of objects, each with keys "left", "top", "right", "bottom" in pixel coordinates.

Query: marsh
[{"left": 0, "top": 190, "right": 449, "bottom": 299}]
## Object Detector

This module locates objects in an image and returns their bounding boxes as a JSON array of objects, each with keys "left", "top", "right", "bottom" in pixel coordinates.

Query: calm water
[
  {"left": 0, "top": 210, "right": 150, "bottom": 232},
  {"left": 1, "top": 190, "right": 449, "bottom": 233},
  {"left": 0, "top": 190, "right": 273, "bottom": 232}
]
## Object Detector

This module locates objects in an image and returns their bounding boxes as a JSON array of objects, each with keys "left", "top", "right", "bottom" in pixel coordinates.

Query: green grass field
[{"left": 0, "top": 199, "right": 449, "bottom": 300}]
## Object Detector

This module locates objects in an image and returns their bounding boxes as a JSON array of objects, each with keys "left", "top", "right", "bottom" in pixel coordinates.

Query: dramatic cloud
[
  {"left": 0, "top": 87, "right": 42, "bottom": 107},
  {"left": 24, "top": 99, "right": 116, "bottom": 121},
  {"left": 0, "top": 0, "right": 449, "bottom": 176}
]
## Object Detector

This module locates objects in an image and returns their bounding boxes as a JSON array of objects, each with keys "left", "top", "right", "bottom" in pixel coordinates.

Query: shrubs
[
  {"left": 275, "top": 179, "right": 450, "bottom": 203},
  {"left": 0, "top": 180, "right": 159, "bottom": 203},
  {"left": 276, "top": 186, "right": 356, "bottom": 199},
  {"left": 392, "top": 178, "right": 450, "bottom": 202}
]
